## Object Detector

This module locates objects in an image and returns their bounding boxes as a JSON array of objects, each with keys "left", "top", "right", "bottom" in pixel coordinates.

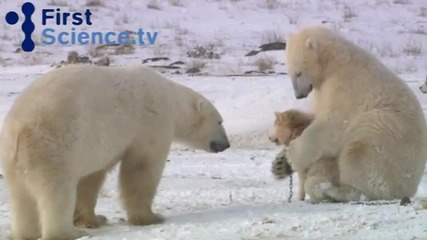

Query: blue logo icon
[{"left": 5, "top": 2, "right": 35, "bottom": 52}]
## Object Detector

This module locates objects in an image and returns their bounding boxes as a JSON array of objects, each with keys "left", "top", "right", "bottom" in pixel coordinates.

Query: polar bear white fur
[
  {"left": 0, "top": 64, "right": 230, "bottom": 240},
  {"left": 285, "top": 26, "right": 427, "bottom": 202}
]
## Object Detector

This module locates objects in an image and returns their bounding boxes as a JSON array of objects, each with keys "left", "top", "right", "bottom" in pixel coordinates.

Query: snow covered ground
[
  {"left": 0, "top": 0, "right": 427, "bottom": 239},
  {"left": 0, "top": 67, "right": 426, "bottom": 240}
]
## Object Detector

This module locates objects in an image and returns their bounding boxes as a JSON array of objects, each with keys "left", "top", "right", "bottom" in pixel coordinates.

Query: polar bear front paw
[
  {"left": 128, "top": 213, "right": 165, "bottom": 226},
  {"left": 74, "top": 214, "right": 108, "bottom": 229}
]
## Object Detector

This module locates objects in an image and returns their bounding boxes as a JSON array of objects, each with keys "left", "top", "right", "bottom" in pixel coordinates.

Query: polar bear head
[
  {"left": 177, "top": 94, "right": 230, "bottom": 153},
  {"left": 269, "top": 109, "right": 314, "bottom": 146},
  {"left": 286, "top": 27, "right": 336, "bottom": 99}
]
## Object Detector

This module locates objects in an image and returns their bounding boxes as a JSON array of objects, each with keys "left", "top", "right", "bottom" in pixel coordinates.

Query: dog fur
[{"left": 269, "top": 109, "right": 339, "bottom": 203}]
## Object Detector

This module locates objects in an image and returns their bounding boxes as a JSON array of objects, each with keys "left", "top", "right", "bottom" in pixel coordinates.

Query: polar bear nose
[
  {"left": 210, "top": 141, "right": 230, "bottom": 153},
  {"left": 295, "top": 94, "right": 306, "bottom": 99}
]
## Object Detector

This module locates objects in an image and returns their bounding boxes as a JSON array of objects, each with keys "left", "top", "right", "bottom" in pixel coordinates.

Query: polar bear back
[{"left": 1, "top": 65, "right": 188, "bottom": 176}]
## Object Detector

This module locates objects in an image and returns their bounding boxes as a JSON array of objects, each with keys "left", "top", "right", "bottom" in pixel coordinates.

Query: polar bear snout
[
  {"left": 291, "top": 76, "right": 313, "bottom": 99},
  {"left": 209, "top": 139, "right": 230, "bottom": 153},
  {"left": 295, "top": 84, "right": 313, "bottom": 99}
]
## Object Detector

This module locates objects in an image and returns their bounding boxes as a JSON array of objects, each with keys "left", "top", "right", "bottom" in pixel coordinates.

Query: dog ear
[{"left": 274, "top": 112, "right": 282, "bottom": 121}]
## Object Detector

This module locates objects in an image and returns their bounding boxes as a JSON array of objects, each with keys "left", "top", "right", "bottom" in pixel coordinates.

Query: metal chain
[{"left": 288, "top": 174, "right": 293, "bottom": 203}]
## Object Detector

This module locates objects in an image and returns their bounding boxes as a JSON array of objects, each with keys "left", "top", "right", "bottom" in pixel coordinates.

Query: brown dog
[{"left": 269, "top": 109, "right": 339, "bottom": 203}]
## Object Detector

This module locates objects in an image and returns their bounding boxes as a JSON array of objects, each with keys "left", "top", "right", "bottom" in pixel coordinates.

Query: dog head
[{"left": 269, "top": 109, "right": 314, "bottom": 146}]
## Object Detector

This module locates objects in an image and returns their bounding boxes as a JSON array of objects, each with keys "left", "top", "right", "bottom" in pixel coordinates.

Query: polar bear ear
[{"left": 305, "top": 38, "right": 317, "bottom": 50}]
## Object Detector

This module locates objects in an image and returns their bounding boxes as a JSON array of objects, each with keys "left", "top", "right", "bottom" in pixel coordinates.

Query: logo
[
  {"left": 5, "top": 2, "right": 158, "bottom": 52},
  {"left": 5, "top": 2, "right": 35, "bottom": 52}
]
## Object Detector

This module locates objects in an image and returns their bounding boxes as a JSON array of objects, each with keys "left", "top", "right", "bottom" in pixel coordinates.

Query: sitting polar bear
[
  {"left": 269, "top": 109, "right": 339, "bottom": 203},
  {"left": 0, "top": 64, "right": 230, "bottom": 240},
  {"left": 285, "top": 26, "right": 427, "bottom": 202}
]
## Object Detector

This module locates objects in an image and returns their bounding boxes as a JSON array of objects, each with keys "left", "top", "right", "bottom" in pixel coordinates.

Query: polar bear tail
[{"left": 0, "top": 121, "right": 22, "bottom": 168}]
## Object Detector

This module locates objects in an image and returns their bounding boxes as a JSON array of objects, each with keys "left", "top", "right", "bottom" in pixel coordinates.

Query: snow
[{"left": 0, "top": 0, "right": 427, "bottom": 239}]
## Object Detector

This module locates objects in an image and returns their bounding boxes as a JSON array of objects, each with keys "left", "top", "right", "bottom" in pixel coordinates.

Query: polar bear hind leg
[
  {"left": 4, "top": 170, "right": 40, "bottom": 240},
  {"left": 3, "top": 132, "right": 88, "bottom": 240},
  {"left": 30, "top": 169, "right": 88, "bottom": 240},
  {"left": 323, "top": 184, "right": 362, "bottom": 202},
  {"left": 336, "top": 111, "right": 422, "bottom": 200}
]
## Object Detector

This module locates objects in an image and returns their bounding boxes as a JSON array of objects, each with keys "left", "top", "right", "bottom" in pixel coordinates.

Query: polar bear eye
[
  {"left": 218, "top": 121, "right": 223, "bottom": 125},
  {"left": 296, "top": 72, "right": 302, "bottom": 78}
]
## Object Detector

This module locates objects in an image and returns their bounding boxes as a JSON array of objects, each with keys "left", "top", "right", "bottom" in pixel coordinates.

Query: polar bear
[
  {"left": 0, "top": 64, "right": 230, "bottom": 240},
  {"left": 285, "top": 26, "right": 427, "bottom": 202},
  {"left": 269, "top": 109, "right": 339, "bottom": 203}
]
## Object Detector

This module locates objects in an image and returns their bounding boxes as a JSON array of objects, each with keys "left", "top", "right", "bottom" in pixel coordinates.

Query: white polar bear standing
[
  {"left": 0, "top": 64, "right": 230, "bottom": 240},
  {"left": 285, "top": 26, "right": 427, "bottom": 202}
]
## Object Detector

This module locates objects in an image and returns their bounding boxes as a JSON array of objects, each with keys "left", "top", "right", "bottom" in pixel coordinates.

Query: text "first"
[{"left": 42, "top": 8, "right": 92, "bottom": 26}]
